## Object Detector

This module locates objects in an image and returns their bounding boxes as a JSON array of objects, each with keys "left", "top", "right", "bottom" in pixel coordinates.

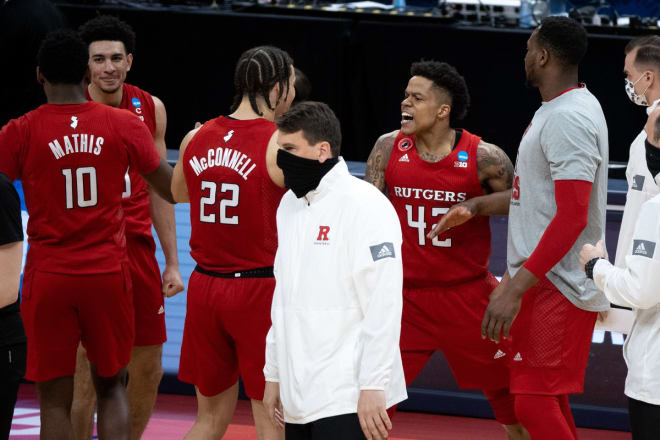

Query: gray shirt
[{"left": 507, "top": 86, "right": 610, "bottom": 311}]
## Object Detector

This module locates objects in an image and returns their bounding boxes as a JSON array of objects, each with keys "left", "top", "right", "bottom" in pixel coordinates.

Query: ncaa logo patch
[
  {"left": 398, "top": 138, "right": 413, "bottom": 152},
  {"left": 457, "top": 151, "right": 469, "bottom": 162},
  {"left": 131, "top": 97, "right": 142, "bottom": 108}
]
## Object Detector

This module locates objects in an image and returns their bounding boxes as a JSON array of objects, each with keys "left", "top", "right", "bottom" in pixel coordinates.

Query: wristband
[{"left": 585, "top": 257, "right": 602, "bottom": 280}]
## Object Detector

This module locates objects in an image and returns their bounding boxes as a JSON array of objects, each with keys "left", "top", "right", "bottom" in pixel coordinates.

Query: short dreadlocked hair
[
  {"left": 79, "top": 15, "right": 136, "bottom": 54},
  {"left": 231, "top": 46, "right": 294, "bottom": 116},
  {"left": 38, "top": 30, "right": 89, "bottom": 85},
  {"left": 410, "top": 60, "right": 470, "bottom": 126},
  {"left": 536, "top": 17, "right": 587, "bottom": 67}
]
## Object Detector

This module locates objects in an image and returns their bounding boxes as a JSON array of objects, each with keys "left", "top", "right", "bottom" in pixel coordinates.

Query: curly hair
[
  {"left": 537, "top": 17, "right": 587, "bottom": 67},
  {"left": 79, "top": 15, "right": 136, "bottom": 54},
  {"left": 37, "top": 30, "right": 89, "bottom": 85},
  {"left": 410, "top": 60, "right": 470, "bottom": 126},
  {"left": 231, "top": 46, "right": 294, "bottom": 116}
]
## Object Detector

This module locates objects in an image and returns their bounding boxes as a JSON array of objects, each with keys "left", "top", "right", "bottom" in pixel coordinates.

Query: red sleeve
[
  {"left": 117, "top": 112, "right": 161, "bottom": 175},
  {"left": 0, "top": 118, "right": 25, "bottom": 181},
  {"left": 523, "top": 180, "right": 592, "bottom": 278}
]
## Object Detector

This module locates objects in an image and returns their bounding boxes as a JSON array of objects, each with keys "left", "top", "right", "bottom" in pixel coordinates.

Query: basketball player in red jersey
[
  {"left": 365, "top": 61, "right": 529, "bottom": 440},
  {"left": 71, "top": 16, "right": 185, "bottom": 440},
  {"left": 171, "top": 46, "right": 294, "bottom": 440},
  {"left": 0, "top": 30, "right": 174, "bottom": 439}
]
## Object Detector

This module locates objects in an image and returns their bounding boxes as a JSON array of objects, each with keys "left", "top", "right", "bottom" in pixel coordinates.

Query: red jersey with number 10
[
  {"left": 183, "top": 117, "right": 286, "bottom": 273},
  {"left": 0, "top": 102, "right": 160, "bottom": 274},
  {"left": 87, "top": 83, "right": 157, "bottom": 239},
  {"left": 385, "top": 129, "right": 491, "bottom": 288}
]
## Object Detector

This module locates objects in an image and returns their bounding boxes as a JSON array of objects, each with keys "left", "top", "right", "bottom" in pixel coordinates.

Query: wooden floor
[{"left": 10, "top": 384, "right": 632, "bottom": 439}]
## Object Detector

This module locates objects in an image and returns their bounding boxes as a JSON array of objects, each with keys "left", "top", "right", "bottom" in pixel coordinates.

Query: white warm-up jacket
[
  {"left": 264, "top": 159, "right": 407, "bottom": 424},
  {"left": 594, "top": 149, "right": 660, "bottom": 405}
]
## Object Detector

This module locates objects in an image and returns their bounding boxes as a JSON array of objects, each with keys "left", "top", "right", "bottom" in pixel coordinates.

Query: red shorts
[
  {"left": 127, "top": 235, "right": 166, "bottom": 346},
  {"left": 178, "top": 271, "right": 274, "bottom": 400},
  {"left": 21, "top": 267, "right": 134, "bottom": 382},
  {"left": 401, "top": 274, "right": 511, "bottom": 391},
  {"left": 509, "top": 277, "right": 597, "bottom": 396}
]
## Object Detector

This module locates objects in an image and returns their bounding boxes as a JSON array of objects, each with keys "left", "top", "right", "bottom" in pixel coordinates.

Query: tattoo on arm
[
  {"left": 477, "top": 141, "right": 514, "bottom": 193},
  {"left": 365, "top": 131, "right": 397, "bottom": 193}
]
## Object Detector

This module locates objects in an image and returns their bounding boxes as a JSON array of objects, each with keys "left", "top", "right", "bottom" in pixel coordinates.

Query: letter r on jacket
[{"left": 317, "top": 226, "right": 330, "bottom": 241}]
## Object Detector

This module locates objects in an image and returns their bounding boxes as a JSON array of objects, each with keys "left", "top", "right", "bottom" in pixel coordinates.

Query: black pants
[
  {"left": 0, "top": 343, "right": 26, "bottom": 440},
  {"left": 629, "top": 397, "right": 660, "bottom": 440},
  {"left": 285, "top": 413, "right": 365, "bottom": 440}
]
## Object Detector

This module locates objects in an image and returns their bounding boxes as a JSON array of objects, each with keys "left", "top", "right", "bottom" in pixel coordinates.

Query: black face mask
[
  {"left": 645, "top": 139, "right": 660, "bottom": 179},
  {"left": 276, "top": 149, "right": 339, "bottom": 198}
]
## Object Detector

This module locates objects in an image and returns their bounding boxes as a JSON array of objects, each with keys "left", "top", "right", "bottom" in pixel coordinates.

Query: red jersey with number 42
[
  {"left": 385, "top": 129, "right": 491, "bottom": 288},
  {"left": 183, "top": 117, "right": 286, "bottom": 273},
  {"left": 87, "top": 83, "right": 157, "bottom": 239},
  {"left": 0, "top": 102, "right": 160, "bottom": 274}
]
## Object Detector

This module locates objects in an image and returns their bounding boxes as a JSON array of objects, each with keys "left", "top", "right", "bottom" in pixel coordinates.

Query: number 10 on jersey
[{"left": 405, "top": 204, "right": 451, "bottom": 247}]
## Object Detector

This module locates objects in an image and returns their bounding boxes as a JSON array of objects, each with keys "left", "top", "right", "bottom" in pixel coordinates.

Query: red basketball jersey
[
  {"left": 0, "top": 102, "right": 160, "bottom": 274},
  {"left": 183, "top": 117, "right": 286, "bottom": 272},
  {"left": 87, "top": 83, "right": 157, "bottom": 239},
  {"left": 385, "top": 129, "right": 491, "bottom": 288}
]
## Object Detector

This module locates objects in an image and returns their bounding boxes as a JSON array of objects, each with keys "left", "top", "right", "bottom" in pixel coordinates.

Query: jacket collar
[{"left": 303, "top": 157, "right": 347, "bottom": 204}]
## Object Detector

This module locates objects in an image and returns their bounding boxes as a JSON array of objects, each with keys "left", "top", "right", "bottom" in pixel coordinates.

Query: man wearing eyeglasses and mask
[{"left": 618, "top": 36, "right": 660, "bottom": 268}]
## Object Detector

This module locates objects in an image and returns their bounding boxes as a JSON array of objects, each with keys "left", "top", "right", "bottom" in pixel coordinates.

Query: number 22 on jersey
[{"left": 200, "top": 180, "right": 240, "bottom": 225}]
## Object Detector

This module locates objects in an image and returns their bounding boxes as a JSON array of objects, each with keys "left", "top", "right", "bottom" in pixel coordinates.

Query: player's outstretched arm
[
  {"left": 428, "top": 141, "right": 513, "bottom": 239},
  {"left": 171, "top": 127, "right": 201, "bottom": 203},
  {"left": 364, "top": 131, "right": 397, "bottom": 193},
  {"left": 148, "top": 97, "right": 184, "bottom": 297},
  {"left": 142, "top": 159, "right": 175, "bottom": 204}
]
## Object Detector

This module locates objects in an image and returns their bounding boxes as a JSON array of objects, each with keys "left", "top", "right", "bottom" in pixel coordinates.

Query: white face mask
[{"left": 625, "top": 73, "right": 651, "bottom": 106}]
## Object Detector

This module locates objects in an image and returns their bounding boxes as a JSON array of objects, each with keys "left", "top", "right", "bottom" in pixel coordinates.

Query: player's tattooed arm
[
  {"left": 476, "top": 141, "right": 514, "bottom": 193},
  {"left": 365, "top": 130, "right": 397, "bottom": 193},
  {"left": 428, "top": 140, "right": 513, "bottom": 239}
]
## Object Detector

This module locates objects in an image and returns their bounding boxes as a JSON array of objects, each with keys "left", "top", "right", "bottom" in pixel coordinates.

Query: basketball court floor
[{"left": 11, "top": 384, "right": 631, "bottom": 439}]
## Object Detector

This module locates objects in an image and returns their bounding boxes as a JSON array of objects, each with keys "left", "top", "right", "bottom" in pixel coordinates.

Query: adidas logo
[
  {"left": 513, "top": 352, "right": 523, "bottom": 362},
  {"left": 224, "top": 130, "right": 234, "bottom": 142},
  {"left": 377, "top": 245, "right": 392, "bottom": 258},
  {"left": 493, "top": 349, "right": 506, "bottom": 360},
  {"left": 636, "top": 242, "right": 647, "bottom": 254},
  {"left": 158, "top": 305, "right": 164, "bottom": 315},
  {"left": 399, "top": 153, "right": 409, "bottom": 162}
]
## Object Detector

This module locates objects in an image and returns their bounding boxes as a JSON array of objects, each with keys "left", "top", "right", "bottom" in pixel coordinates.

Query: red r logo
[
  {"left": 317, "top": 226, "right": 330, "bottom": 241},
  {"left": 512, "top": 175, "right": 521, "bottom": 200}
]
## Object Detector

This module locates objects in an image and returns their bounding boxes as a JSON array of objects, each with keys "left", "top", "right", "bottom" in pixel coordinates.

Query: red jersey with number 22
[
  {"left": 0, "top": 102, "right": 160, "bottom": 274},
  {"left": 385, "top": 129, "right": 491, "bottom": 288},
  {"left": 183, "top": 117, "right": 286, "bottom": 273}
]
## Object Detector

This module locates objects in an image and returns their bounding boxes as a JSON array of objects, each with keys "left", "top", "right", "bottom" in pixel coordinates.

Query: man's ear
[
  {"left": 436, "top": 103, "right": 451, "bottom": 121},
  {"left": 318, "top": 141, "right": 333, "bottom": 163},
  {"left": 126, "top": 53, "right": 134, "bottom": 72},
  {"left": 538, "top": 47, "right": 549, "bottom": 68},
  {"left": 36, "top": 66, "right": 45, "bottom": 85}
]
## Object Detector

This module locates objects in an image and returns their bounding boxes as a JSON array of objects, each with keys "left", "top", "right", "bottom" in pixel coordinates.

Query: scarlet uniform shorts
[
  {"left": 401, "top": 273, "right": 511, "bottom": 391},
  {"left": 21, "top": 267, "right": 134, "bottom": 382},
  {"left": 509, "top": 277, "right": 597, "bottom": 396},
  {"left": 126, "top": 235, "right": 166, "bottom": 346},
  {"left": 178, "top": 271, "right": 275, "bottom": 400}
]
